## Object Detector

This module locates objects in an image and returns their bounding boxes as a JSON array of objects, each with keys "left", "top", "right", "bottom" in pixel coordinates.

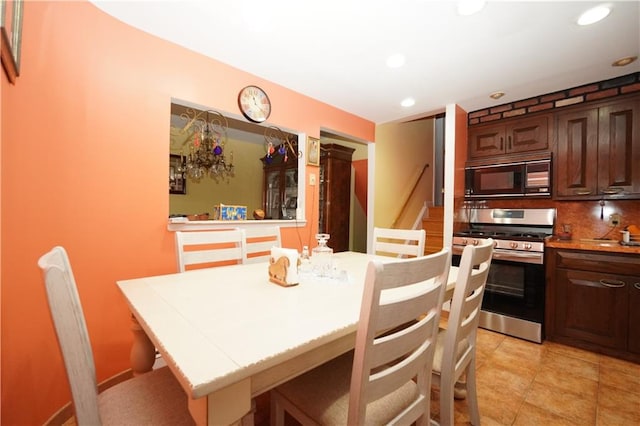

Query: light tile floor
[
  {"left": 256, "top": 324, "right": 640, "bottom": 426},
  {"left": 448, "top": 326, "right": 640, "bottom": 426}
]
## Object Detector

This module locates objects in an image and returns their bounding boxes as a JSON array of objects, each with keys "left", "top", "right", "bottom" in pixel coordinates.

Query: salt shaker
[
  {"left": 299, "top": 245, "right": 311, "bottom": 276},
  {"left": 312, "top": 234, "right": 333, "bottom": 277}
]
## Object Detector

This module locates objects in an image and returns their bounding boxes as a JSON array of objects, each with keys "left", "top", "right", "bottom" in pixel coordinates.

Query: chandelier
[
  {"left": 179, "top": 109, "right": 234, "bottom": 181},
  {"left": 263, "top": 126, "right": 301, "bottom": 164}
]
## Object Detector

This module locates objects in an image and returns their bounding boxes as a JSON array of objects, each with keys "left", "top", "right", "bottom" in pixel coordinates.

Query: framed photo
[
  {"left": 169, "top": 154, "right": 186, "bottom": 194},
  {"left": 307, "top": 136, "right": 320, "bottom": 166},
  {"left": 1, "top": 0, "right": 24, "bottom": 83}
]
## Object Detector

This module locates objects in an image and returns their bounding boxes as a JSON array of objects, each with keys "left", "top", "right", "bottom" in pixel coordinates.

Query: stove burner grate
[{"left": 455, "top": 230, "right": 549, "bottom": 241}]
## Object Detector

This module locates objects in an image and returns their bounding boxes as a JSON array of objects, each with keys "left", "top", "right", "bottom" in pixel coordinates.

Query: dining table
[{"left": 116, "top": 251, "right": 458, "bottom": 425}]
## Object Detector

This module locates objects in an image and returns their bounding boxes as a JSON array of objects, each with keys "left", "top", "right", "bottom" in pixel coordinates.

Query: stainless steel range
[{"left": 452, "top": 208, "right": 556, "bottom": 343}]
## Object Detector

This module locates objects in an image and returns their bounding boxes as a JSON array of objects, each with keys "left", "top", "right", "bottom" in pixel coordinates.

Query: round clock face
[{"left": 238, "top": 85, "right": 271, "bottom": 123}]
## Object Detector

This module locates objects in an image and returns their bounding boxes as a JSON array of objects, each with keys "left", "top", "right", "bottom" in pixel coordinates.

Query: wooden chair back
[
  {"left": 373, "top": 227, "right": 426, "bottom": 258},
  {"left": 433, "top": 237, "right": 494, "bottom": 426},
  {"left": 39, "top": 247, "right": 195, "bottom": 425},
  {"left": 348, "top": 248, "right": 450, "bottom": 424},
  {"left": 175, "top": 229, "right": 247, "bottom": 271},
  {"left": 38, "top": 246, "right": 102, "bottom": 425},
  {"left": 244, "top": 226, "right": 282, "bottom": 264}
]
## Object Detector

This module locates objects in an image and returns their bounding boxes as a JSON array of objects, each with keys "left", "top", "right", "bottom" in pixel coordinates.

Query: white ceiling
[{"left": 91, "top": 0, "right": 640, "bottom": 124}]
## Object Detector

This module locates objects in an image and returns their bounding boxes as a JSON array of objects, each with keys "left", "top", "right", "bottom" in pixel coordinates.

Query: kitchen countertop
[{"left": 545, "top": 237, "right": 640, "bottom": 255}]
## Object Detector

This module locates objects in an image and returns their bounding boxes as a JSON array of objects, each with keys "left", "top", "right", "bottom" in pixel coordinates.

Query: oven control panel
[{"left": 453, "top": 237, "right": 544, "bottom": 253}]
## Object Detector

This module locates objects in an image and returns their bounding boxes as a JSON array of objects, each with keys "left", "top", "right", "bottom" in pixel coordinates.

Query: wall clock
[{"left": 238, "top": 85, "right": 271, "bottom": 123}]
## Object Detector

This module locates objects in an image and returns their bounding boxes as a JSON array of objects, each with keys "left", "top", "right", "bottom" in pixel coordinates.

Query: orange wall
[
  {"left": 0, "top": 2, "right": 374, "bottom": 424},
  {"left": 353, "top": 159, "right": 368, "bottom": 209}
]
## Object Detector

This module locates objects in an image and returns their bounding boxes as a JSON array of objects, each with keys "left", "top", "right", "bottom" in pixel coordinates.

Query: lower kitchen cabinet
[
  {"left": 629, "top": 280, "right": 640, "bottom": 354},
  {"left": 546, "top": 248, "right": 640, "bottom": 361},
  {"left": 553, "top": 268, "right": 628, "bottom": 349}
]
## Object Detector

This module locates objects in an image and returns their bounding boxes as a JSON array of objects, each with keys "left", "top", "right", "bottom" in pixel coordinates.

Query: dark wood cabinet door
[
  {"left": 468, "top": 124, "right": 505, "bottom": 158},
  {"left": 506, "top": 115, "right": 549, "bottom": 154},
  {"left": 468, "top": 115, "right": 550, "bottom": 159},
  {"left": 555, "top": 107, "right": 599, "bottom": 198},
  {"left": 598, "top": 99, "right": 640, "bottom": 197},
  {"left": 554, "top": 268, "right": 628, "bottom": 350},
  {"left": 629, "top": 280, "right": 640, "bottom": 354},
  {"left": 319, "top": 144, "right": 354, "bottom": 253}
]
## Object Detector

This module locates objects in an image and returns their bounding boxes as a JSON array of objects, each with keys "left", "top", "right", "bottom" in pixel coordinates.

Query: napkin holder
[{"left": 269, "top": 247, "right": 300, "bottom": 287}]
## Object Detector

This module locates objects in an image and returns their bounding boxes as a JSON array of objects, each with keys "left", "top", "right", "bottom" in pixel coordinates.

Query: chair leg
[
  {"left": 270, "top": 391, "right": 285, "bottom": 426},
  {"left": 439, "top": 378, "right": 455, "bottom": 426},
  {"left": 453, "top": 373, "right": 467, "bottom": 400},
  {"left": 466, "top": 362, "right": 481, "bottom": 426}
]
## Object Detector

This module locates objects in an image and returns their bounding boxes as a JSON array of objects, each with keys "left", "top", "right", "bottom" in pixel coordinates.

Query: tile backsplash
[{"left": 455, "top": 198, "right": 640, "bottom": 241}]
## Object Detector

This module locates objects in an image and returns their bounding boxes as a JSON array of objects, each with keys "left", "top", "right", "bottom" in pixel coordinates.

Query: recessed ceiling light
[
  {"left": 386, "top": 54, "right": 406, "bottom": 68},
  {"left": 612, "top": 56, "right": 637, "bottom": 67},
  {"left": 457, "top": 0, "right": 486, "bottom": 16},
  {"left": 489, "top": 91, "right": 505, "bottom": 100},
  {"left": 401, "top": 98, "right": 415, "bottom": 107},
  {"left": 577, "top": 5, "right": 611, "bottom": 26}
]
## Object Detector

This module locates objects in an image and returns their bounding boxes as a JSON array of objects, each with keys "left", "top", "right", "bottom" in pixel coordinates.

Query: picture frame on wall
[
  {"left": 307, "top": 136, "right": 320, "bottom": 166},
  {"left": 169, "top": 154, "right": 186, "bottom": 194},
  {"left": 1, "top": 0, "right": 24, "bottom": 84}
]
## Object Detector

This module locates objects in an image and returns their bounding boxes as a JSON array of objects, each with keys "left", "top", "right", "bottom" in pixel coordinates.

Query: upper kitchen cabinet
[
  {"left": 468, "top": 114, "right": 550, "bottom": 159},
  {"left": 555, "top": 95, "right": 640, "bottom": 200}
]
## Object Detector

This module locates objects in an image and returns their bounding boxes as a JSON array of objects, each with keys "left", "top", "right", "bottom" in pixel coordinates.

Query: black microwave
[{"left": 465, "top": 159, "right": 551, "bottom": 198}]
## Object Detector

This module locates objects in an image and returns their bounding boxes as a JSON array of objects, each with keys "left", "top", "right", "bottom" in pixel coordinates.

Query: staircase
[{"left": 422, "top": 206, "right": 444, "bottom": 255}]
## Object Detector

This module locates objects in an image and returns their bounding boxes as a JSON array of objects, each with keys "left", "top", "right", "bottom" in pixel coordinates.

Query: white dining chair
[
  {"left": 243, "top": 226, "right": 282, "bottom": 264},
  {"left": 175, "top": 229, "right": 247, "bottom": 272},
  {"left": 373, "top": 226, "right": 426, "bottom": 258},
  {"left": 37, "top": 246, "right": 195, "bottom": 426},
  {"left": 432, "top": 238, "right": 494, "bottom": 426},
  {"left": 271, "top": 248, "right": 451, "bottom": 426}
]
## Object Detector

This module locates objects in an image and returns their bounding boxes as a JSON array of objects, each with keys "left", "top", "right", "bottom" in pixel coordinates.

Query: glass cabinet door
[
  {"left": 283, "top": 167, "right": 298, "bottom": 219},
  {"left": 265, "top": 170, "right": 281, "bottom": 219},
  {"left": 318, "top": 162, "right": 326, "bottom": 232},
  {"left": 263, "top": 163, "right": 298, "bottom": 220}
]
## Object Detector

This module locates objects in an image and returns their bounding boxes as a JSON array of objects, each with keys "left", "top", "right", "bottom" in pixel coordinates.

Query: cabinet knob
[
  {"left": 634, "top": 283, "right": 640, "bottom": 290},
  {"left": 500, "top": 137, "right": 504, "bottom": 150}
]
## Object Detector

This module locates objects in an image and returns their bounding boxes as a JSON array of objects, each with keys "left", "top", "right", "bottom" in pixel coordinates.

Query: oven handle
[{"left": 492, "top": 249, "right": 543, "bottom": 264}]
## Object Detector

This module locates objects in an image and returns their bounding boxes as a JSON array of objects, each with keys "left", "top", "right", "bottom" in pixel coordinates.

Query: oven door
[{"left": 452, "top": 251, "right": 546, "bottom": 341}]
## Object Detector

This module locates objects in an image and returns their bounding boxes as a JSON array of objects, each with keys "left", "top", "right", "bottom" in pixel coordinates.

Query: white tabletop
[{"left": 117, "top": 251, "right": 457, "bottom": 424}]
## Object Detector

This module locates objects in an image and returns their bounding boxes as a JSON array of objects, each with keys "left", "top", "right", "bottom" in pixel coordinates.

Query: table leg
[
  {"left": 129, "top": 314, "right": 156, "bottom": 376},
  {"left": 188, "top": 379, "right": 251, "bottom": 425}
]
